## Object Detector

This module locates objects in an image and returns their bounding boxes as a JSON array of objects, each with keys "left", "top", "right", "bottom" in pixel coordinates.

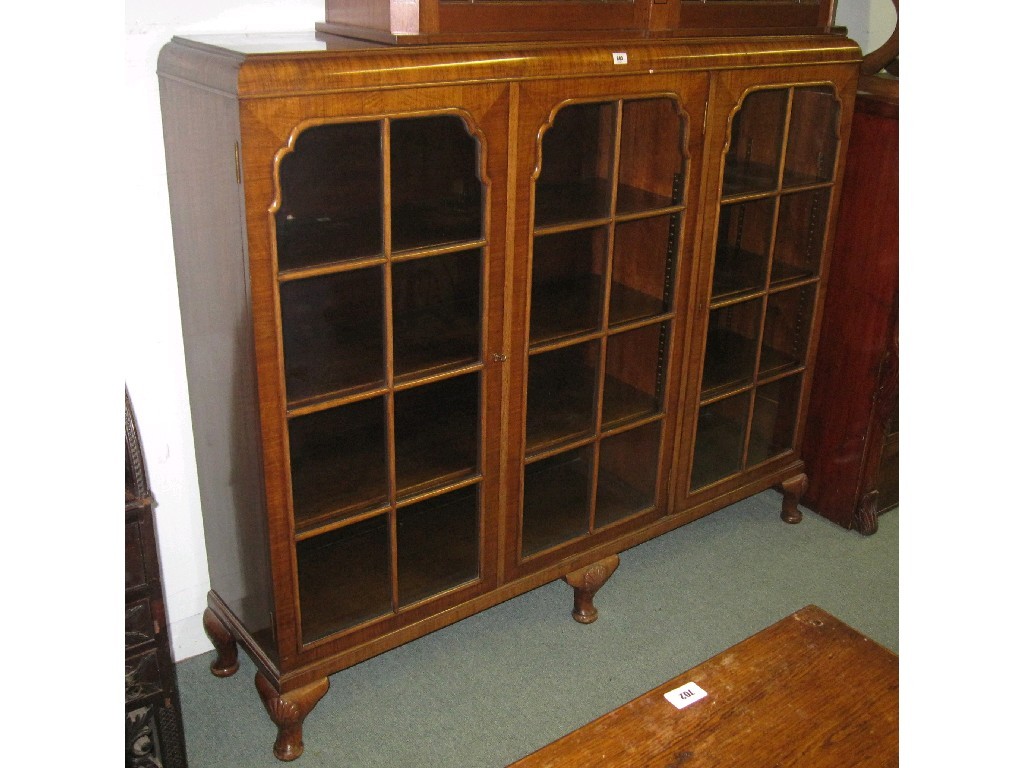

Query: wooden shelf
[
  {"left": 722, "top": 160, "right": 779, "bottom": 198},
  {"left": 528, "top": 276, "right": 668, "bottom": 346},
  {"left": 392, "top": 202, "right": 482, "bottom": 253},
  {"left": 297, "top": 515, "right": 392, "bottom": 643},
  {"left": 615, "top": 183, "right": 676, "bottom": 216},
  {"left": 602, "top": 373, "right": 660, "bottom": 428},
  {"left": 535, "top": 180, "right": 611, "bottom": 229},
  {"left": 521, "top": 450, "right": 591, "bottom": 557},
  {"left": 395, "top": 374, "right": 480, "bottom": 496},
  {"left": 529, "top": 275, "right": 604, "bottom": 345},
  {"left": 393, "top": 298, "right": 480, "bottom": 379},
  {"left": 397, "top": 486, "right": 480, "bottom": 606},
  {"left": 277, "top": 214, "right": 383, "bottom": 272},
  {"left": 768, "top": 261, "right": 816, "bottom": 287},
  {"left": 757, "top": 346, "right": 803, "bottom": 381},
  {"left": 281, "top": 268, "right": 385, "bottom": 407},
  {"left": 594, "top": 470, "right": 654, "bottom": 530},
  {"left": 608, "top": 280, "right": 667, "bottom": 327},
  {"left": 747, "top": 374, "right": 801, "bottom": 466},
  {"left": 690, "top": 395, "right": 748, "bottom": 491},
  {"left": 594, "top": 421, "right": 660, "bottom": 528},
  {"left": 289, "top": 399, "right": 389, "bottom": 534},
  {"left": 701, "top": 326, "right": 757, "bottom": 399},
  {"left": 711, "top": 247, "right": 767, "bottom": 301}
]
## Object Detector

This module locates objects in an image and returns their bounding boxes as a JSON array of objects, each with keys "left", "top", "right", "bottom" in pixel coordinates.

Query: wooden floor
[{"left": 509, "top": 605, "right": 898, "bottom": 767}]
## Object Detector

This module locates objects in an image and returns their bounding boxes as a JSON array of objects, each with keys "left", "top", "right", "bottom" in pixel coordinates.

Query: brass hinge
[
  {"left": 702, "top": 100, "right": 709, "bottom": 136},
  {"left": 234, "top": 142, "right": 241, "bottom": 184}
]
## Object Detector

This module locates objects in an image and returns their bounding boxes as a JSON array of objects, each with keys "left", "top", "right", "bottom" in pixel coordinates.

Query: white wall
[
  {"left": 125, "top": 0, "right": 322, "bottom": 662},
  {"left": 834, "top": 0, "right": 898, "bottom": 58},
  {"left": 124, "top": 0, "right": 897, "bottom": 663}
]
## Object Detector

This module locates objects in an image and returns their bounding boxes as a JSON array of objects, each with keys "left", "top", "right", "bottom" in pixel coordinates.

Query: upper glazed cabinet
[
  {"left": 158, "top": 33, "right": 858, "bottom": 761},
  {"left": 317, "top": 0, "right": 836, "bottom": 44}
]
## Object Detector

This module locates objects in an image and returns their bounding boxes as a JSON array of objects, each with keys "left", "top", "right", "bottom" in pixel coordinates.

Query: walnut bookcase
[{"left": 158, "top": 31, "right": 859, "bottom": 761}]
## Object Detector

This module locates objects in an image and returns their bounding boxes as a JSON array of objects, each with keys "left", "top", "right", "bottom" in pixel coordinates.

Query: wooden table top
[{"left": 509, "top": 605, "right": 898, "bottom": 767}]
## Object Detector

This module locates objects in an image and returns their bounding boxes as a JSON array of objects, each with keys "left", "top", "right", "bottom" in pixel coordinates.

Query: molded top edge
[{"left": 159, "top": 31, "right": 861, "bottom": 98}]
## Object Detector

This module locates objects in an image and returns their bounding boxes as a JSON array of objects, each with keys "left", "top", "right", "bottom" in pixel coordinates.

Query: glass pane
[
  {"left": 603, "top": 323, "right": 666, "bottom": 428},
  {"left": 276, "top": 122, "right": 383, "bottom": 271},
  {"left": 391, "top": 115, "right": 483, "bottom": 251},
  {"left": 297, "top": 515, "right": 391, "bottom": 643},
  {"left": 280, "top": 268, "right": 385, "bottom": 406},
  {"left": 610, "top": 214, "right": 676, "bottom": 325},
  {"left": 748, "top": 374, "right": 802, "bottom": 466},
  {"left": 529, "top": 227, "right": 607, "bottom": 345},
  {"left": 288, "top": 397, "right": 389, "bottom": 530},
  {"left": 522, "top": 447, "right": 593, "bottom": 556},
  {"left": 690, "top": 392, "right": 750, "bottom": 491},
  {"left": 701, "top": 298, "right": 762, "bottom": 398},
  {"left": 526, "top": 342, "right": 599, "bottom": 453},
  {"left": 712, "top": 198, "right": 774, "bottom": 300},
  {"left": 760, "top": 285, "right": 816, "bottom": 379},
  {"left": 394, "top": 373, "right": 479, "bottom": 496},
  {"left": 595, "top": 422, "right": 660, "bottom": 528},
  {"left": 392, "top": 250, "right": 481, "bottom": 379},
  {"left": 617, "top": 98, "right": 684, "bottom": 214},
  {"left": 784, "top": 86, "right": 839, "bottom": 187},
  {"left": 397, "top": 486, "right": 479, "bottom": 607},
  {"left": 535, "top": 101, "right": 616, "bottom": 227},
  {"left": 771, "top": 189, "right": 830, "bottom": 285},
  {"left": 723, "top": 89, "right": 787, "bottom": 197}
]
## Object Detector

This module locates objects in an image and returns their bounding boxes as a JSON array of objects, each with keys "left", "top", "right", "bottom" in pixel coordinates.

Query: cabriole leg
[
  {"left": 854, "top": 490, "right": 880, "bottom": 535},
  {"left": 255, "top": 673, "right": 330, "bottom": 762},
  {"left": 780, "top": 473, "right": 808, "bottom": 524},
  {"left": 563, "top": 554, "right": 620, "bottom": 624},
  {"left": 202, "top": 608, "right": 239, "bottom": 678}
]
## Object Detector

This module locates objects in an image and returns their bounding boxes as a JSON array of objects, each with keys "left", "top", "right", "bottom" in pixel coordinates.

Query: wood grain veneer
[{"left": 509, "top": 605, "right": 897, "bottom": 767}]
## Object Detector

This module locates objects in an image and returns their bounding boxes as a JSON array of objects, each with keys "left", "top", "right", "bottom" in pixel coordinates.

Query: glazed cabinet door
[
  {"left": 505, "top": 74, "right": 709, "bottom": 576},
  {"left": 238, "top": 85, "right": 510, "bottom": 664},
  {"left": 676, "top": 66, "right": 856, "bottom": 509}
]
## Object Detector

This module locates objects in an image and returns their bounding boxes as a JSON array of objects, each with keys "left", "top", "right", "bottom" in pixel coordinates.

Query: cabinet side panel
[
  {"left": 158, "top": 70, "right": 275, "bottom": 654},
  {"left": 802, "top": 95, "right": 898, "bottom": 526}
]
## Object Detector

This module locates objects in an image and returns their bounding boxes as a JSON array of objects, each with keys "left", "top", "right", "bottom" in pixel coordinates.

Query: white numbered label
[
  {"left": 612, "top": 52, "right": 628, "bottom": 65},
  {"left": 664, "top": 681, "right": 708, "bottom": 710}
]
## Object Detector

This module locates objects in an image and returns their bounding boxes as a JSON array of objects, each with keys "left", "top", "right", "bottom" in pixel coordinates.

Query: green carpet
[{"left": 175, "top": 490, "right": 898, "bottom": 767}]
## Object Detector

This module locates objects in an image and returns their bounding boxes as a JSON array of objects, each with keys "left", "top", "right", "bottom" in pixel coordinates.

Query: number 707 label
[{"left": 663, "top": 681, "right": 708, "bottom": 710}]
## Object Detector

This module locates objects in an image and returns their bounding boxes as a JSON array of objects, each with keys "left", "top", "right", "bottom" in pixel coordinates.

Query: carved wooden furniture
[
  {"left": 802, "top": 76, "right": 898, "bottom": 534},
  {"left": 158, "top": 31, "right": 859, "bottom": 760},
  {"left": 126, "top": 390, "right": 189, "bottom": 768},
  {"left": 509, "top": 605, "right": 898, "bottom": 766},
  {"left": 317, "top": 0, "right": 837, "bottom": 45}
]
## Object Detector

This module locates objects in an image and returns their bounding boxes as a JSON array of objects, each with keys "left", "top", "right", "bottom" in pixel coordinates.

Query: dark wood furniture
[
  {"left": 126, "top": 390, "right": 189, "bottom": 768},
  {"left": 158, "top": 31, "right": 859, "bottom": 760},
  {"left": 509, "top": 604, "right": 898, "bottom": 767},
  {"left": 317, "top": 0, "right": 837, "bottom": 45},
  {"left": 802, "top": 76, "right": 898, "bottom": 534}
]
